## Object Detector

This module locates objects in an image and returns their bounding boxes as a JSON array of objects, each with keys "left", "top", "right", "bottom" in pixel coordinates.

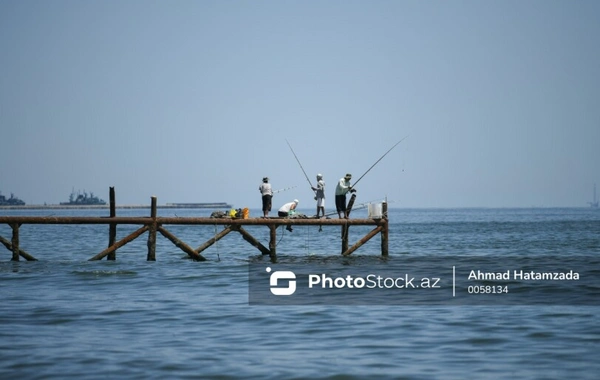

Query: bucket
[{"left": 368, "top": 203, "right": 383, "bottom": 219}]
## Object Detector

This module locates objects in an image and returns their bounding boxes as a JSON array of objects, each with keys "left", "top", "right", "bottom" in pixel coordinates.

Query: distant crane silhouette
[{"left": 588, "top": 183, "right": 599, "bottom": 208}]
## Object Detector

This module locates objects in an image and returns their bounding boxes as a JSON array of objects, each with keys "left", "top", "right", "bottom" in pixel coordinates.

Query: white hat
[{"left": 293, "top": 199, "right": 299, "bottom": 204}]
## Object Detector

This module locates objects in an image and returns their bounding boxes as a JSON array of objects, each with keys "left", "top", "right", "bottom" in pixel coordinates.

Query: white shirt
[
  {"left": 259, "top": 183, "right": 273, "bottom": 196},
  {"left": 278, "top": 202, "right": 297, "bottom": 213},
  {"left": 335, "top": 178, "right": 351, "bottom": 196}
]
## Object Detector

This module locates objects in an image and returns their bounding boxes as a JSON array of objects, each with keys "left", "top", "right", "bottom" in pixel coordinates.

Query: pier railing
[{"left": 0, "top": 188, "right": 389, "bottom": 263}]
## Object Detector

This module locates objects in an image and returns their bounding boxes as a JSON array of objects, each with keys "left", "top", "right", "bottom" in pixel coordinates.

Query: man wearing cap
[
  {"left": 311, "top": 173, "right": 325, "bottom": 218},
  {"left": 335, "top": 173, "right": 354, "bottom": 218},
  {"left": 259, "top": 177, "right": 273, "bottom": 218},
  {"left": 278, "top": 199, "right": 299, "bottom": 232}
]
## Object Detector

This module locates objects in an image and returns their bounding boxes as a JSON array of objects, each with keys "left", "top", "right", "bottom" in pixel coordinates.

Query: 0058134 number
[{"left": 467, "top": 285, "right": 509, "bottom": 294}]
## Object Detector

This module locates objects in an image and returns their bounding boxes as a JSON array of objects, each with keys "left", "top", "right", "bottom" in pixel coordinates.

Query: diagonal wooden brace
[
  {"left": 234, "top": 225, "right": 272, "bottom": 257},
  {"left": 0, "top": 234, "right": 37, "bottom": 261},
  {"left": 89, "top": 225, "right": 149, "bottom": 261},
  {"left": 195, "top": 225, "right": 233, "bottom": 254},
  {"left": 342, "top": 226, "right": 383, "bottom": 256},
  {"left": 158, "top": 226, "right": 206, "bottom": 261}
]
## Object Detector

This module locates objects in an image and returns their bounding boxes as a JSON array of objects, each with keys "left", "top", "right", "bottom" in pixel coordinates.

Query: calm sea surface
[{"left": 1, "top": 207, "right": 599, "bottom": 379}]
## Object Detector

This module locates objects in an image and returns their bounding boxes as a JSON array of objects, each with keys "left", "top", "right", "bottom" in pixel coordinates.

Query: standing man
[
  {"left": 259, "top": 177, "right": 273, "bottom": 218},
  {"left": 311, "top": 173, "right": 325, "bottom": 218},
  {"left": 335, "top": 173, "right": 354, "bottom": 218}
]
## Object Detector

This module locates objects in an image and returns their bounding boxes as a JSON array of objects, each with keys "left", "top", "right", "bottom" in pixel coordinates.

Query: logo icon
[{"left": 267, "top": 267, "right": 296, "bottom": 295}]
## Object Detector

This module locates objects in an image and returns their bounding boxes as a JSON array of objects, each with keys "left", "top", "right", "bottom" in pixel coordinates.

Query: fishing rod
[
  {"left": 273, "top": 185, "right": 297, "bottom": 194},
  {"left": 352, "top": 135, "right": 408, "bottom": 188},
  {"left": 285, "top": 139, "right": 316, "bottom": 193}
]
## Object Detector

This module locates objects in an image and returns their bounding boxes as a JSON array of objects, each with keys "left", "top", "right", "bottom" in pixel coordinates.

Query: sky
[{"left": 1, "top": 0, "right": 599, "bottom": 209}]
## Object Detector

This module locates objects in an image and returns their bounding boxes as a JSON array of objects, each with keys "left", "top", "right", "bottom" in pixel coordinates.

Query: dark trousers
[
  {"left": 335, "top": 194, "right": 347, "bottom": 212},
  {"left": 262, "top": 195, "right": 272, "bottom": 212}
]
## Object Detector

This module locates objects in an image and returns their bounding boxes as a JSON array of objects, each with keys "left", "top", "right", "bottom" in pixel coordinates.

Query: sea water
[{"left": 0, "top": 207, "right": 599, "bottom": 379}]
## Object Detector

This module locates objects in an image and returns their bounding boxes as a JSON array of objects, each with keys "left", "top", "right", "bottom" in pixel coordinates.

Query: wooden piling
[
  {"left": 341, "top": 223, "right": 349, "bottom": 254},
  {"left": 269, "top": 225, "right": 277, "bottom": 260},
  {"left": 381, "top": 202, "right": 389, "bottom": 256},
  {"left": 346, "top": 193, "right": 357, "bottom": 217},
  {"left": 108, "top": 187, "right": 116, "bottom": 260},
  {"left": 340, "top": 193, "right": 357, "bottom": 254},
  {"left": 11, "top": 223, "right": 19, "bottom": 262},
  {"left": 147, "top": 196, "right": 157, "bottom": 261}
]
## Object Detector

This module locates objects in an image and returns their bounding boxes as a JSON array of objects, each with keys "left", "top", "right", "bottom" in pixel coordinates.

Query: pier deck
[{"left": 0, "top": 189, "right": 388, "bottom": 263}]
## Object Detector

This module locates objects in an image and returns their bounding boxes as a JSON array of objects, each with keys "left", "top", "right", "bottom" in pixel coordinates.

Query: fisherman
[
  {"left": 278, "top": 199, "right": 299, "bottom": 232},
  {"left": 259, "top": 177, "right": 273, "bottom": 218},
  {"left": 335, "top": 173, "right": 355, "bottom": 219},
  {"left": 311, "top": 174, "right": 325, "bottom": 218}
]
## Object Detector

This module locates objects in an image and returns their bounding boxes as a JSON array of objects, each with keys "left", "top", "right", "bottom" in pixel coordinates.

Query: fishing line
[
  {"left": 272, "top": 185, "right": 297, "bottom": 194},
  {"left": 260, "top": 225, "right": 287, "bottom": 247},
  {"left": 278, "top": 225, "right": 286, "bottom": 246},
  {"left": 352, "top": 135, "right": 409, "bottom": 188}
]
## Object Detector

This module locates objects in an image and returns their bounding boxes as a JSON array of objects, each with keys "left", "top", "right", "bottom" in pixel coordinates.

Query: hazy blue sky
[{"left": 1, "top": 0, "right": 599, "bottom": 208}]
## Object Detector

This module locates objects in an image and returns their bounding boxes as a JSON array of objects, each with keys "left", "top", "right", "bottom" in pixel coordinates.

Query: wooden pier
[{"left": 0, "top": 188, "right": 389, "bottom": 263}]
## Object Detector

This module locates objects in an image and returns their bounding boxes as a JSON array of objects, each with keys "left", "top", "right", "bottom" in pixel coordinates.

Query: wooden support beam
[
  {"left": 341, "top": 223, "right": 349, "bottom": 254},
  {"left": 147, "top": 196, "right": 157, "bottom": 261},
  {"left": 158, "top": 226, "right": 206, "bottom": 261},
  {"left": 0, "top": 235, "right": 37, "bottom": 261},
  {"left": 196, "top": 226, "right": 233, "bottom": 254},
  {"left": 89, "top": 225, "right": 149, "bottom": 261},
  {"left": 235, "top": 225, "right": 272, "bottom": 257},
  {"left": 342, "top": 226, "right": 383, "bottom": 256},
  {"left": 381, "top": 202, "right": 389, "bottom": 256},
  {"left": 269, "top": 225, "right": 277, "bottom": 260},
  {"left": 11, "top": 223, "right": 19, "bottom": 261},
  {"left": 346, "top": 193, "right": 357, "bottom": 217},
  {"left": 108, "top": 187, "right": 117, "bottom": 260}
]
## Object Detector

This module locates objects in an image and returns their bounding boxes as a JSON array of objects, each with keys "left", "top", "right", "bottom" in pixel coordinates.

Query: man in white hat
[
  {"left": 278, "top": 199, "right": 299, "bottom": 232},
  {"left": 311, "top": 173, "right": 325, "bottom": 218},
  {"left": 335, "top": 173, "right": 353, "bottom": 218}
]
